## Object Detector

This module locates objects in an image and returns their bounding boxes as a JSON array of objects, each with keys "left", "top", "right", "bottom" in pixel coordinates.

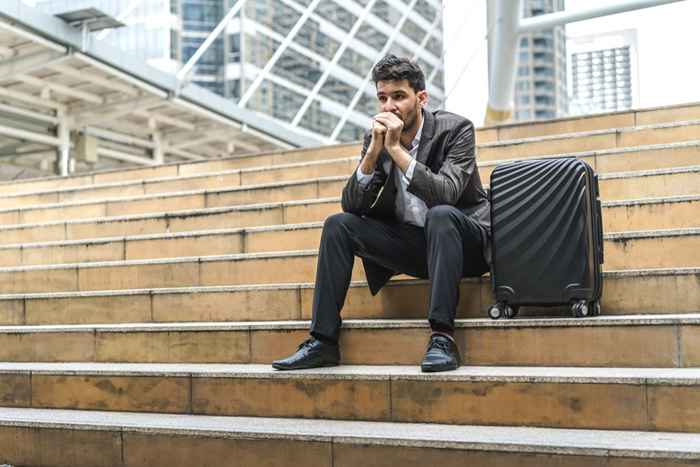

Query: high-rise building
[
  {"left": 568, "top": 29, "right": 638, "bottom": 116},
  {"left": 34, "top": 0, "right": 446, "bottom": 143},
  {"left": 513, "top": 0, "right": 567, "bottom": 122}
]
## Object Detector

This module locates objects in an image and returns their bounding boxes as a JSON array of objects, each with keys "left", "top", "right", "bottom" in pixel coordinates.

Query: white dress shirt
[{"left": 355, "top": 118, "right": 429, "bottom": 227}]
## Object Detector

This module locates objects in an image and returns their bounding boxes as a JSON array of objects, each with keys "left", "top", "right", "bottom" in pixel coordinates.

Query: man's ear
[{"left": 417, "top": 90, "right": 429, "bottom": 108}]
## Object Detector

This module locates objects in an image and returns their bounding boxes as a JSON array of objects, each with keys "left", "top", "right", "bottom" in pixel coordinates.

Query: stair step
[
  {"left": 0, "top": 194, "right": 696, "bottom": 247},
  {"left": 0, "top": 226, "right": 696, "bottom": 292},
  {"left": 0, "top": 267, "right": 696, "bottom": 325},
  {"left": 0, "top": 165, "right": 697, "bottom": 226},
  {"left": 478, "top": 139, "right": 700, "bottom": 180},
  {"left": 478, "top": 119, "right": 700, "bottom": 161},
  {"left": 0, "top": 313, "right": 697, "bottom": 367},
  {"left": 0, "top": 363, "right": 698, "bottom": 432},
  {"left": 479, "top": 101, "right": 700, "bottom": 141},
  {"left": 1, "top": 408, "right": 699, "bottom": 467},
  {"left": 0, "top": 157, "right": 359, "bottom": 209},
  {"left": 0, "top": 220, "right": 697, "bottom": 269},
  {"left": 3, "top": 139, "right": 699, "bottom": 208}
]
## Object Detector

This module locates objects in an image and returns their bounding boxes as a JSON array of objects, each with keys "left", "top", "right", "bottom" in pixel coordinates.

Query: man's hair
[{"left": 371, "top": 54, "right": 426, "bottom": 92}]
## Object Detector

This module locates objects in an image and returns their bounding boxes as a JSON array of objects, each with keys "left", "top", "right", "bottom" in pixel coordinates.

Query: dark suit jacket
[{"left": 341, "top": 109, "right": 491, "bottom": 295}]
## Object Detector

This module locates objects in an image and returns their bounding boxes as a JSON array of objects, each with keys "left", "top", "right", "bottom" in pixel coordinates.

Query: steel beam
[
  {"left": 330, "top": 0, "right": 419, "bottom": 140},
  {"left": 291, "top": 0, "right": 377, "bottom": 127},
  {"left": 18, "top": 74, "right": 104, "bottom": 104},
  {"left": 177, "top": 0, "right": 248, "bottom": 85},
  {"left": 518, "top": 0, "right": 687, "bottom": 33},
  {"left": 0, "top": 50, "right": 71, "bottom": 82},
  {"left": 238, "top": 0, "right": 322, "bottom": 108}
]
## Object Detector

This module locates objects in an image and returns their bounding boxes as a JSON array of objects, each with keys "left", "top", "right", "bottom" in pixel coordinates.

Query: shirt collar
[{"left": 410, "top": 110, "right": 424, "bottom": 151}]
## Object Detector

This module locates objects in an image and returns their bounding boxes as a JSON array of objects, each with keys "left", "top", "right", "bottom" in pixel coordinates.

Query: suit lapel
[{"left": 416, "top": 109, "right": 435, "bottom": 165}]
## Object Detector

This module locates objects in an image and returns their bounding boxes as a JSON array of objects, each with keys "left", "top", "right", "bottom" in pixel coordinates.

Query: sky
[{"left": 442, "top": 0, "right": 700, "bottom": 125}]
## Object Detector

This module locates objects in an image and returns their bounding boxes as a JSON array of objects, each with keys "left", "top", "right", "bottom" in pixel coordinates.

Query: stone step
[
  {"left": 0, "top": 226, "right": 696, "bottom": 293},
  {"left": 0, "top": 193, "right": 696, "bottom": 248},
  {"left": 0, "top": 143, "right": 360, "bottom": 196},
  {"left": 477, "top": 119, "right": 700, "bottom": 161},
  {"left": 0, "top": 314, "right": 697, "bottom": 367},
  {"left": 0, "top": 176, "right": 347, "bottom": 225},
  {"left": 0, "top": 215, "right": 697, "bottom": 270},
  {"left": 0, "top": 268, "right": 696, "bottom": 325},
  {"left": 478, "top": 139, "right": 700, "bottom": 181},
  {"left": 1, "top": 408, "right": 699, "bottom": 467},
  {"left": 1, "top": 164, "right": 698, "bottom": 226},
  {"left": 478, "top": 101, "right": 700, "bottom": 142},
  {"left": 0, "top": 157, "right": 359, "bottom": 209},
  {"left": 0, "top": 363, "right": 698, "bottom": 432},
  {"left": 2, "top": 139, "right": 699, "bottom": 208}
]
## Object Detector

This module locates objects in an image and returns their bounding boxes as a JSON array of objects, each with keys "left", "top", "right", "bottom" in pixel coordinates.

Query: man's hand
[
  {"left": 358, "top": 120, "right": 387, "bottom": 175},
  {"left": 373, "top": 112, "right": 403, "bottom": 152},
  {"left": 374, "top": 112, "right": 412, "bottom": 173}
]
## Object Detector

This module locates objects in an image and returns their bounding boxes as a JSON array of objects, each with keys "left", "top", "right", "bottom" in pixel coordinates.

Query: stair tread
[
  {"left": 0, "top": 267, "right": 696, "bottom": 300},
  {"left": 1, "top": 362, "right": 700, "bottom": 383},
  {"left": 0, "top": 407, "right": 698, "bottom": 458},
  {"left": 0, "top": 313, "right": 698, "bottom": 333}
]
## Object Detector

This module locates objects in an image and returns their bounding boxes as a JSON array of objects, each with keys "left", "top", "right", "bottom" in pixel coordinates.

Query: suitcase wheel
[
  {"left": 488, "top": 303, "right": 518, "bottom": 320},
  {"left": 571, "top": 300, "right": 590, "bottom": 318}
]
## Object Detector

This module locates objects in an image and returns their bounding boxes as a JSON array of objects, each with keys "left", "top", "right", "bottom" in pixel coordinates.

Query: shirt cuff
[
  {"left": 403, "top": 159, "right": 417, "bottom": 183},
  {"left": 356, "top": 167, "right": 375, "bottom": 187}
]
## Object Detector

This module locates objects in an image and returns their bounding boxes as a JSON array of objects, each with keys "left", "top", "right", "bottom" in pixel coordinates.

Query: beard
[{"left": 397, "top": 106, "right": 419, "bottom": 134}]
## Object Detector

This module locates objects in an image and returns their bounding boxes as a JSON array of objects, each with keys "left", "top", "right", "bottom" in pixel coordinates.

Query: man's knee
[
  {"left": 323, "top": 212, "right": 361, "bottom": 237},
  {"left": 425, "top": 205, "right": 460, "bottom": 235}
]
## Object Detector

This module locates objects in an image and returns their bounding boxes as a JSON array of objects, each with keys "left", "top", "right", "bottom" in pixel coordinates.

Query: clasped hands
[{"left": 359, "top": 112, "right": 412, "bottom": 175}]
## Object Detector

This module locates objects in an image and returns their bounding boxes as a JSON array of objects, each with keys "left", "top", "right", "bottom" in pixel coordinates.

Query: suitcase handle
[{"left": 596, "top": 197, "right": 604, "bottom": 264}]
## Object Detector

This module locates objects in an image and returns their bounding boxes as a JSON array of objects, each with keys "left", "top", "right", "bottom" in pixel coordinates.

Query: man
[{"left": 273, "top": 54, "right": 490, "bottom": 373}]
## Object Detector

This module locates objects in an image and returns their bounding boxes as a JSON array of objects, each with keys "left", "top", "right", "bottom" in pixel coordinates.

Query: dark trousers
[{"left": 310, "top": 205, "right": 489, "bottom": 342}]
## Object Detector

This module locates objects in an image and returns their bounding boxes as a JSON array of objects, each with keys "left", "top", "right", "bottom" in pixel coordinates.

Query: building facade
[
  {"left": 513, "top": 0, "right": 567, "bottom": 122},
  {"left": 568, "top": 29, "right": 638, "bottom": 116},
  {"left": 35, "top": 0, "right": 446, "bottom": 143}
]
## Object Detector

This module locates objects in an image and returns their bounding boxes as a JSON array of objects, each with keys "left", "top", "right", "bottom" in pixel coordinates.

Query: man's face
[{"left": 376, "top": 79, "right": 428, "bottom": 133}]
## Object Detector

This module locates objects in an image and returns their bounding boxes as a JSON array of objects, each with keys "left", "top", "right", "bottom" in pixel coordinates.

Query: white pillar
[
  {"left": 56, "top": 113, "right": 71, "bottom": 176},
  {"left": 485, "top": 0, "right": 521, "bottom": 125}
]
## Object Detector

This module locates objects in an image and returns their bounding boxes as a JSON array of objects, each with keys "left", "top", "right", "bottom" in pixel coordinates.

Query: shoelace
[
  {"left": 298, "top": 338, "right": 315, "bottom": 350},
  {"left": 427, "top": 337, "right": 451, "bottom": 353}
]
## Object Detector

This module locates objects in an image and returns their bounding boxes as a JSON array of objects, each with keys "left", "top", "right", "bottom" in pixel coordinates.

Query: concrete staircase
[{"left": 0, "top": 102, "right": 699, "bottom": 466}]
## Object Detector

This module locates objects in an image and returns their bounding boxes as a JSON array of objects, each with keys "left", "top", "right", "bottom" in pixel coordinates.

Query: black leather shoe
[
  {"left": 272, "top": 338, "right": 340, "bottom": 370},
  {"left": 421, "top": 334, "right": 460, "bottom": 372}
]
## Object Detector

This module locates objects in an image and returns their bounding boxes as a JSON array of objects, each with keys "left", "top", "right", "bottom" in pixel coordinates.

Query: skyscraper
[
  {"left": 35, "top": 0, "right": 446, "bottom": 143},
  {"left": 568, "top": 29, "right": 638, "bottom": 116},
  {"left": 513, "top": 0, "right": 568, "bottom": 122}
]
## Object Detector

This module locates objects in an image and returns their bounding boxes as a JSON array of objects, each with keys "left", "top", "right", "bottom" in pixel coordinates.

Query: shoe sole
[
  {"left": 420, "top": 363, "right": 459, "bottom": 373},
  {"left": 271, "top": 361, "right": 340, "bottom": 371}
]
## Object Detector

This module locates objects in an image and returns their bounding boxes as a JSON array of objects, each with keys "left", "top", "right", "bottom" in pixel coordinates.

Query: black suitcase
[{"left": 487, "top": 157, "right": 604, "bottom": 319}]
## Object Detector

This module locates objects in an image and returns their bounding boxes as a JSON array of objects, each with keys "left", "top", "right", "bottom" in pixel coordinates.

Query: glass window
[
  {"left": 339, "top": 48, "right": 373, "bottom": 78},
  {"left": 415, "top": 0, "right": 437, "bottom": 23},
  {"left": 401, "top": 19, "right": 428, "bottom": 46},
  {"left": 357, "top": 23, "right": 389, "bottom": 50},
  {"left": 243, "top": 34, "right": 280, "bottom": 69},
  {"left": 338, "top": 122, "right": 366, "bottom": 143},
  {"left": 319, "top": 76, "right": 356, "bottom": 107},
  {"left": 518, "top": 65, "right": 529, "bottom": 76},
  {"left": 272, "top": 49, "right": 322, "bottom": 89},
  {"left": 372, "top": 0, "right": 401, "bottom": 26},
  {"left": 183, "top": 0, "right": 222, "bottom": 32},
  {"left": 426, "top": 36, "right": 442, "bottom": 57},
  {"left": 299, "top": 100, "right": 341, "bottom": 137},
  {"left": 315, "top": 1, "right": 357, "bottom": 32},
  {"left": 295, "top": 18, "right": 341, "bottom": 60},
  {"left": 245, "top": 0, "right": 301, "bottom": 37}
]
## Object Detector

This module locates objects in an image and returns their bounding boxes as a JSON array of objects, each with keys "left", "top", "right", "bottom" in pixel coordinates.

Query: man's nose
[{"left": 381, "top": 98, "right": 398, "bottom": 112}]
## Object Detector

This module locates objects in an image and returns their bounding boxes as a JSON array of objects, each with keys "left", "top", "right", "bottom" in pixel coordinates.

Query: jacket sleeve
[
  {"left": 407, "top": 120, "right": 476, "bottom": 207},
  {"left": 341, "top": 132, "right": 388, "bottom": 215}
]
